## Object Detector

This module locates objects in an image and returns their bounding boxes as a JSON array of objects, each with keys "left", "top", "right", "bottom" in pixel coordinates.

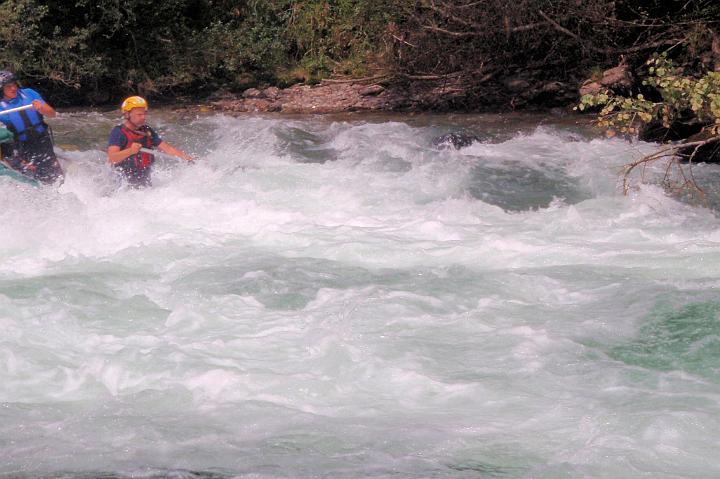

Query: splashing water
[{"left": 1, "top": 111, "right": 720, "bottom": 479}]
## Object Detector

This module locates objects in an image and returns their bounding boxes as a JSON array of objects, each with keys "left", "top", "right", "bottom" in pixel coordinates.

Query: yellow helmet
[{"left": 121, "top": 96, "right": 148, "bottom": 113}]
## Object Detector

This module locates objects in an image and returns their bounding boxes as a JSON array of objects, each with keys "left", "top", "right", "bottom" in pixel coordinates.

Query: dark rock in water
[
  {"left": 678, "top": 130, "right": 720, "bottom": 163},
  {"left": 639, "top": 117, "right": 706, "bottom": 143},
  {"left": 431, "top": 132, "right": 485, "bottom": 150},
  {"left": 637, "top": 114, "right": 719, "bottom": 163}
]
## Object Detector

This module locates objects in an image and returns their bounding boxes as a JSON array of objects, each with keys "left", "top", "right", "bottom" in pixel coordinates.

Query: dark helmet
[{"left": 0, "top": 70, "right": 17, "bottom": 87}]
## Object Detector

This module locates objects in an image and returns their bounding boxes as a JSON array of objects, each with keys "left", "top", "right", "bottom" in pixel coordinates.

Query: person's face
[
  {"left": 2, "top": 82, "right": 18, "bottom": 100},
  {"left": 126, "top": 107, "right": 146, "bottom": 126}
]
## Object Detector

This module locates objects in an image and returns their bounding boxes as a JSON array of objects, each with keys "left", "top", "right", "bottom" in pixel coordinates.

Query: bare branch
[
  {"left": 321, "top": 74, "right": 390, "bottom": 84},
  {"left": 622, "top": 136, "right": 720, "bottom": 197},
  {"left": 537, "top": 10, "right": 614, "bottom": 55},
  {"left": 390, "top": 34, "right": 416, "bottom": 47},
  {"left": 620, "top": 39, "right": 686, "bottom": 54},
  {"left": 509, "top": 22, "right": 551, "bottom": 33},
  {"left": 537, "top": 10, "right": 580, "bottom": 41},
  {"left": 422, "top": 25, "right": 478, "bottom": 37}
]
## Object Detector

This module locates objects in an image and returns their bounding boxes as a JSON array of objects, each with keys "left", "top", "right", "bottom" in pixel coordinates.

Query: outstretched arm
[{"left": 158, "top": 141, "right": 194, "bottom": 161}]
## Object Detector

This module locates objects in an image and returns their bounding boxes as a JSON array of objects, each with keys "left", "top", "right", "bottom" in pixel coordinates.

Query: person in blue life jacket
[
  {"left": 107, "top": 96, "right": 194, "bottom": 188},
  {"left": 0, "top": 70, "right": 64, "bottom": 184}
]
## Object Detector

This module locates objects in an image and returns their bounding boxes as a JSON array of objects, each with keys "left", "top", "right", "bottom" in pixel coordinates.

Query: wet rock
[
  {"left": 266, "top": 101, "right": 282, "bottom": 112},
  {"left": 263, "top": 87, "right": 280, "bottom": 100},
  {"left": 431, "top": 132, "right": 484, "bottom": 150},
  {"left": 242, "top": 88, "right": 263, "bottom": 99},
  {"left": 239, "top": 98, "right": 273, "bottom": 112}
]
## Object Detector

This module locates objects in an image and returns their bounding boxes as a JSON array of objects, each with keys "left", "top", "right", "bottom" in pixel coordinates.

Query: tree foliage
[
  {"left": 0, "top": 0, "right": 401, "bottom": 104},
  {"left": 0, "top": 0, "right": 718, "bottom": 109},
  {"left": 578, "top": 54, "right": 720, "bottom": 137},
  {"left": 577, "top": 53, "right": 720, "bottom": 201},
  {"left": 386, "top": 0, "right": 720, "bottom": 108}
]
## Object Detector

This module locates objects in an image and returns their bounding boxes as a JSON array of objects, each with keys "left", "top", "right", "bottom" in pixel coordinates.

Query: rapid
[{"left": 1, "top": 110, "right": 720, "bottom": 478}]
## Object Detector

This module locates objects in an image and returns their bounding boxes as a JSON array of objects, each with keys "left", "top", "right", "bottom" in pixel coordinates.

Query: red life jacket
[{"left": 119, "top": 125, "right": 155, "bottom": 171}]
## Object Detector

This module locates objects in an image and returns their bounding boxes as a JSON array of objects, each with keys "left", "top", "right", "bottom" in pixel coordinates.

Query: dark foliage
[
  {"left": 0, "top": 0, "right": 717, "bottom": 109},
  {"left": 388, "top": 0, "right": 720, "bottom": 109}
]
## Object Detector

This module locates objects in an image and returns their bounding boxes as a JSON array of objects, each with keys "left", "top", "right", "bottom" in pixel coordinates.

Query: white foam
[{"left": 3, "top": 112, "right": 720, "bottom": 477}]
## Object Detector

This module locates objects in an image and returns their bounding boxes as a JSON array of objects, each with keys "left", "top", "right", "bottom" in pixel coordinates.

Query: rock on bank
[
  {"left": 211, "top": 81, "right": 408, "bottom": 114},
  {"left": 208, "top": 74, "right": 580, "bottom": 114}
]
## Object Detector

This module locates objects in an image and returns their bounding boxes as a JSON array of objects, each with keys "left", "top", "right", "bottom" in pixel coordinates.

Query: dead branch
[
  {"left": 390, "top": 34, "right": 416, "bottom": 48},
  {"left": 396, "top": 67, "right": 494, "bottom": 82},
  {"left": 321, "top": 74, "right": 390, "bottom": 84},
  {"left": 622, "top": 136, "right": 720, "bottom": 197},
  {"left": 427, "top": 1, "right": 551, "bottom": 36},
  {"left": 396, "top": 71, "right": 464, "bottom": 80},
  {"left": 620, "top": 38, "right": 686, "bottom": 54},
  {"left": 508, "top": 22, "right": 551, "bottom": 33},
  {"left": 422, "top": 25, "right": 479, "bottom": 37},
  {"left": 430, "top": 1, "right": 484, "bottom": 29},
  {"left": 537, "top": 10, "right": 615, "bottom": 55},
  {"left": 537, "top": 10, "right": 580, "bottom": 41},
  {"left": 455, "top": 1, "right": 485, "bottom": 8}
]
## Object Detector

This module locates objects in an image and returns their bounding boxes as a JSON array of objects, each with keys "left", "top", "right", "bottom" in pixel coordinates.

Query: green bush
[
  {"left": 577, "top": 53, "right": 720, "bottom": 138},
  {"left": 1, "top": 0, "right": 715, "bottom": 110},
  {"left": 0, "top": 0, "right": 401, "bottom": 104}
]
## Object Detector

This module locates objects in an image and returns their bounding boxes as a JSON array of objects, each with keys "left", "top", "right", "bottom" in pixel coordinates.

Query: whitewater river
[{"left": 1, "top": 110, "right": 719, "bottom": 478}]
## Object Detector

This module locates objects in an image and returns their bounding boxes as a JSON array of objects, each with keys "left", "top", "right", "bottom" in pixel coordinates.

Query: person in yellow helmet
[{"left": 107, "top": 95, "right": 194, "bottom": 188}]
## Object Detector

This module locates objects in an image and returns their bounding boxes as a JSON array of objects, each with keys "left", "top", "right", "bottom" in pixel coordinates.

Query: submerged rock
[{"left": 431, "top": 132, "right": 485, "bottom": 150}]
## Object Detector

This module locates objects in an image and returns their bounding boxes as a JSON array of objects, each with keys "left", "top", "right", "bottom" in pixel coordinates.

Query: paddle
[
  {"left": 140, "top": 147, "right": 195, "bottom": 162},
  {"left": 0, "top": 104, "right": 33, "bottom": 116}
]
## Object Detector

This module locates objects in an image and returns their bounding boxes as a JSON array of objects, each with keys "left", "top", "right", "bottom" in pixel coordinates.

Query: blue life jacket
[{"left": 0, "top": 89, "right": 48, "bottom": 142}]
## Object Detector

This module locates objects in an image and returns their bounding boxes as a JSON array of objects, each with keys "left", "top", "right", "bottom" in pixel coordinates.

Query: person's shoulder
[
  {"left": 108, "top": 125, "right": 125, "bottom": 144},
  {"left": 20, "top": 88, "right": 43, "bottom": 99}
]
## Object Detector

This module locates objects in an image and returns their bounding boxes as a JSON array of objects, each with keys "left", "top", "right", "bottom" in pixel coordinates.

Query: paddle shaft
[
  {"left": 140, "top": 147, "right": 177, "bottom": 159},
  {"left": 140, "top": 147, "right": 191, "bottom": 161},
  {"left": 0, "top": 104, "right": 33, "bottom": 116}
]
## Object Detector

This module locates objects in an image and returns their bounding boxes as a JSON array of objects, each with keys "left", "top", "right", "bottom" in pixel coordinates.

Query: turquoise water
[{"left": 1, "top": 111, "right": 719, "bottom": 478}]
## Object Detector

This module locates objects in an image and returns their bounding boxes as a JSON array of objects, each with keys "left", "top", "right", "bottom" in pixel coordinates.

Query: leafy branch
[{"left": 576, "top": 53, "right": 720, "bottom": 200}]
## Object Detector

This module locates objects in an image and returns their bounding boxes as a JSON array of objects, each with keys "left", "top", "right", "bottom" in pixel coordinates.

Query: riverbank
[{"left": 206, "top": 75, "right": 580, "bottom": 115}]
